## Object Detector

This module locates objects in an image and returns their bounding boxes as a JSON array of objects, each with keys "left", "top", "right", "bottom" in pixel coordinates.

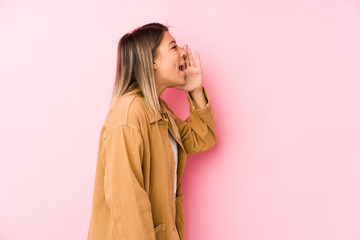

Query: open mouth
[{"left": 179, "top": 63, "right": 185, "bottom": 71}]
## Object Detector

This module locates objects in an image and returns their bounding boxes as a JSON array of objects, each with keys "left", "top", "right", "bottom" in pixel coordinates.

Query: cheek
[
  {"left": 157, "top": 63, "right": 173, "bottom": 82},
  {"left": 163, "top": 62, "right": 176, "bottom": 75},
  {"left": 157, "top": 55, "right": 178, "bottom": 78}
]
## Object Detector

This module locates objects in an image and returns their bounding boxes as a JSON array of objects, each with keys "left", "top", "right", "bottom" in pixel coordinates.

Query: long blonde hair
[{"left": 109, "top": 22, "right": 180, "bottom": 140}]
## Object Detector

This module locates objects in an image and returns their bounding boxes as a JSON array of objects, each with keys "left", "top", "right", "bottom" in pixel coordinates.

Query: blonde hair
[{"left": 109, "top": 22, "right": 180, "bottom": 140}]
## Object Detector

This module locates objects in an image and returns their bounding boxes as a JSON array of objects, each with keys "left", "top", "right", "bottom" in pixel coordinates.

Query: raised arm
[{"left": 174, "top": 87, "right": 217, "bottom": 154}]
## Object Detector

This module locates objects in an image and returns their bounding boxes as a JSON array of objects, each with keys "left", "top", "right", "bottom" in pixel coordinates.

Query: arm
[
  {"left": 174, "top": 87, "right": 217, "bottom": 154},
  {"left": 189, "top": 86, "right": 208, "bottom": 109},
  {"left": 171, "top": 46, "right": 217, "bottom": 153},
  {"left": 102, "top": 125, "right": 155, "bottom": 240}
]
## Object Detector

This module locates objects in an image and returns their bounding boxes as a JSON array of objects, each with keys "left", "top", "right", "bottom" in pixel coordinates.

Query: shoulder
[{"left": 101, "top": 94, "right": 150, "bottom": 141}]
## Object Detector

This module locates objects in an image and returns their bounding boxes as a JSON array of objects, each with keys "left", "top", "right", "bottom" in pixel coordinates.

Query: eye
[{"left": 172, "top": 45, "right": 178, "bottom": 50}]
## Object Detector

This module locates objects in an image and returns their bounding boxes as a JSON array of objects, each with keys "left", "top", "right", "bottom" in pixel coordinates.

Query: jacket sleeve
[
  {"left": 174, "top": 87, "right": 217, "bottom": 154},
  {"left": 101, "top": 125, "right": 156, "bottom": 240}
]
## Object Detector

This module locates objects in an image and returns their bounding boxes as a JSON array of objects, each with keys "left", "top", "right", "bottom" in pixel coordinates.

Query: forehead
[{"left": 161, "top": 31, "right": 176, "bottom": 45}]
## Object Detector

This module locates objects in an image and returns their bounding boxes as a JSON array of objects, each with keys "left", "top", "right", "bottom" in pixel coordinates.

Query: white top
[{"left": 168, "top": 130, "right": 178, "bottom": 198}]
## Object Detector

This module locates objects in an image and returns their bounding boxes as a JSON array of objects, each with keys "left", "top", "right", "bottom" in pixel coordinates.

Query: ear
[{"left": 153, "top": 58, "right": 158, "bottom": 71}]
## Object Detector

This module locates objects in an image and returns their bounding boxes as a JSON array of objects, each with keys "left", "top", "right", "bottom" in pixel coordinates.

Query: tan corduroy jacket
[{"left": 87, "top": 87, "right": 217, "bottom": 240}]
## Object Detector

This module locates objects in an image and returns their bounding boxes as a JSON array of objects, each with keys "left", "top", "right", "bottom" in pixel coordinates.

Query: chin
[
  {"left": 169, "top": 77, "right": 186, "bottom": 88},
  {"left": 179, "top": 79, "right": 186, "bottom": 85},
  {"left": 180, "top": 75, "right": 186, "bottom": 83}
]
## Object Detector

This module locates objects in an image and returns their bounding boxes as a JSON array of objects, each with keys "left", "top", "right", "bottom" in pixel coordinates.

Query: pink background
[{"left": 1, "top": 0, "right": 360, "bottom": 239}]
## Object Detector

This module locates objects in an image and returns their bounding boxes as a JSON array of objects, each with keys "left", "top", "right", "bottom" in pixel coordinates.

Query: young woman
[{"left": 87, "top": 22, "right": 217, "bottom": 240}]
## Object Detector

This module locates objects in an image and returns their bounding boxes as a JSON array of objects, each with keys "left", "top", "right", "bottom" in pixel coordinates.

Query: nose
[{"left": 180, "top": 46, "right": 186, "bottom": 59}]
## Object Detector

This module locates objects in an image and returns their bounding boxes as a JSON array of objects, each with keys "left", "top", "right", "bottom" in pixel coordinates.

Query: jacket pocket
[
  {"left": 175, "top": 194, "right": 185, "bottom": 240},
  {"left": 154, "top": 223, "right": 166, "bottom": 240}
]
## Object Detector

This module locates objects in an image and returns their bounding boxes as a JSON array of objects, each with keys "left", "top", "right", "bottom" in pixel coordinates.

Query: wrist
[
  {"left": 188, "top": 87, "right": 207, "bottom": 109},
  {"left": 189, "top": 87, "right": 203, "bottom": 96}
]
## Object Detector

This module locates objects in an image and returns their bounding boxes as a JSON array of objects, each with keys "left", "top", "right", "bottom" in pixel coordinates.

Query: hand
[{"left": 173, "top": 44, "right": 203, "bottom": 93}]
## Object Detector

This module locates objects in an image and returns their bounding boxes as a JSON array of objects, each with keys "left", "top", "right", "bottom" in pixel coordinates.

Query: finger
[
  {"left": 188, "top": 46, "right": 194, "bottom": 67},
  {"left": 195, "top": 51, "right": 201, "bottom": 69}
]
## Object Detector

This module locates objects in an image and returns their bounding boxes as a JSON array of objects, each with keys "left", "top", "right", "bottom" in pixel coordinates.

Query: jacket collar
[{"left": 138, "top": 94, "right": 186, "bottom": 152}]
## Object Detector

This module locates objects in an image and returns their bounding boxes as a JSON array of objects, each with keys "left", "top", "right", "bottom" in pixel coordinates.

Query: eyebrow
[{"left": 168, "top": 40, "right": 176, "bottom": 46}]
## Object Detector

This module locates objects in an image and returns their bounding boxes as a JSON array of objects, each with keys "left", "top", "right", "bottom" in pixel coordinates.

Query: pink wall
[{"left": 1, "top": 0, "right": 360, "bottom": 239}]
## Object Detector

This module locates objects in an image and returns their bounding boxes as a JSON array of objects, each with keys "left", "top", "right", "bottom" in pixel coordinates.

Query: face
[{"left": 153, "top": 31, "right": 186, "bottom": 96}]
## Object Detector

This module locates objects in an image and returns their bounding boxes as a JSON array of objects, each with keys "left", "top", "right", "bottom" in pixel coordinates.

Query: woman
[{"left": 87, "top": 22, "right": 217, "bottom": 240}]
